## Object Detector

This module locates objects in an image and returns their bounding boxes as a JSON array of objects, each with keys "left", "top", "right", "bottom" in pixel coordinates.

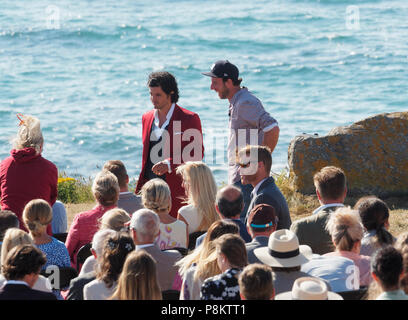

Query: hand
[{"left": 152, "top": 161, "right": 169, "bottom": 176}]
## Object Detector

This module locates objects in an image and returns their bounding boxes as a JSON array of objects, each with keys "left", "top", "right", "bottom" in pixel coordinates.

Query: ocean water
[{"left": 1, "top": 0, "right": 407, "bottom": 185}]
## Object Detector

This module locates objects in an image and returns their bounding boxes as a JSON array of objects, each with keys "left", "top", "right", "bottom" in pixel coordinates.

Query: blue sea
[{"left": 1, "top": 0, "right": 407, "bottom": 185}]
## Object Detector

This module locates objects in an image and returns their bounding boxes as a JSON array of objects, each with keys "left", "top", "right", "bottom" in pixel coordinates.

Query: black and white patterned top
[{"left": 200, "top": 268, "right": 241, "bottom": 300}]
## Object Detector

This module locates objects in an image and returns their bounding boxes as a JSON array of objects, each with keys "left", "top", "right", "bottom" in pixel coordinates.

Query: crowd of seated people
[{"left": 2, "top": 114, "right": 408, "bottom": 301}]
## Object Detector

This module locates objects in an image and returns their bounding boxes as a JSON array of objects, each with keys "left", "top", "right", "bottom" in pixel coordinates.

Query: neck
[
  {"left": 120, "top": 186, "right": 129, "bottom": 193},
  {"left": 227, "top": 86, "right": 241, "bottom": 102},
  {"left": 319, "top": 199, "right": 343, "bottom": 206},
  {"left": 157, "top": 102, "right": 173, "bottom": 118},
  {"left": 251, "top": 175, "right": 268, "bottom": 188}
]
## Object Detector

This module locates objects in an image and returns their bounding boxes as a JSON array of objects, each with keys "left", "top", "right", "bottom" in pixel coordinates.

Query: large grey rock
[{"left": 288, "top": 112, "right": 408, "bottom": 197}]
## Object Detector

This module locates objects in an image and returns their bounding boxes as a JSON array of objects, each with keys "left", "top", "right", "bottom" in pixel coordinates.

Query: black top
[
  {"left": 0, "top": 283, "right": 57, "bottom": 300},
  {"left": 200, "top": 268, "right": 241, "bottom": 300}
]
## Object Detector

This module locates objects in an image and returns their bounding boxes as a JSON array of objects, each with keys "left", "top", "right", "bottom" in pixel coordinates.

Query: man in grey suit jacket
[
  {"left": 237, "top": 145, "right": 291, "bottom": 229},
  {"left": 103, "top": 160, "right": 143, "bottom": 215},
  {"left": 290, "top": 166, "right": 347, "bottom": 255},
  {"left": 129, "top": 208, "right": 181, "bottom": 291},
  {"left": 246, "top": 203, "right": 277, "bottom": 264}
]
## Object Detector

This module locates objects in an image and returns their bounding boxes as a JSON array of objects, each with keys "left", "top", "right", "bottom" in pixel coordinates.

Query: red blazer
[{"left": 136, "top": 104, "right": 204, "bottom": 218}]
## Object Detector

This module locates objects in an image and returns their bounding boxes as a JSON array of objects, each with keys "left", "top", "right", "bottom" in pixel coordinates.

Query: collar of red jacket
[{"left": 11, "top": 147, "right": 41, "bottom": 163}]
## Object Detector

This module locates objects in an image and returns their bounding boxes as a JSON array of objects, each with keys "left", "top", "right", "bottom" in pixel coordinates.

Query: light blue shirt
[{"left": 376, "top": 290, "right": 408, "bottom": 300}]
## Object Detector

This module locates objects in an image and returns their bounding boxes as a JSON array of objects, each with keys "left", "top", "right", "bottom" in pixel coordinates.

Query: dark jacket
[{"left": 0, "top": 283, "right": 57, "bottom": 300}]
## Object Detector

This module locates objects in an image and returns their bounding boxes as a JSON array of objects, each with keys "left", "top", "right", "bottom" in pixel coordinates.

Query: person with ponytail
[
  {"left": 354, "top": 196, "right": 395, "bottom": 256},
  {"left": 141, "top": 178, "right": 188, "bottom": 250},
  {"left": 324, "top": 206, "right": 372, "bottom": 287},
  {"left": 23, "top": 199, "right": 70, "bottom": 271},
  {"left": 0, "top": 114, "right": 57, "bottom": 235}
]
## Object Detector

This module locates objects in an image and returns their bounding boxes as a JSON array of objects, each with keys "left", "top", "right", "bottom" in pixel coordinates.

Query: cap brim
[
  {"left": 275, "top": 291, "right": 343, "bottom": 300},
  {"left": 201, "top": 71, "right": 218, "bottom": 77},
  {"left": 253, "top": 245, "right": 313, "bottom": 268}
]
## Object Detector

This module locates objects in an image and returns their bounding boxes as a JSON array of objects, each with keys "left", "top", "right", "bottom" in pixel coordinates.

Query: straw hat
[
  {"left": 275, "top": 277, "right": 343, "bottom": 300},
  {"left": 253, "top": 229, "right": 313, "bottom": 268}
]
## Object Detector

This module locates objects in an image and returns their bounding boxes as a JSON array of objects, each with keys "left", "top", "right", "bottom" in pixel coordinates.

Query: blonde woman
[
  {"left": 23, "top": 199, "right": 70, "bottom": 270},
  {"left": 0, "top": 114, "right": 57, "bottom": 235},
  {"left": 141, "top": 178, "right": 188, "bottom": 250},
  {"left": 66, "top": 170, "right": 119, "bottom": 267},
  {"left": 109, "top": 250, "right": 162, "bottom": 300},
  {"left": 0, "top": 228, "right": 52, "bottom": 293},
  {"left": 99, "top": 208, "right": 131, "bottom": 232},
  {"left": 324, "top": 206, "right": 372, "bottom": 287},
  {"left": 176, "top": 161, "right": 219, "bottom": 234},
  {"left": 176, "top": 220, "right": 239, "bottom": 300}
]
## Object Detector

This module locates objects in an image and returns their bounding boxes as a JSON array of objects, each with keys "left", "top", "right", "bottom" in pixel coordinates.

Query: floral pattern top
[
  {"left": 200, "top": 268, "right": 242, "bottom": 300},
  {"left": 37, "top": 236, "right": 71, "bottom": 270},
  {"left": 156, "top": 220, "right": 188, "bottom": 250}
]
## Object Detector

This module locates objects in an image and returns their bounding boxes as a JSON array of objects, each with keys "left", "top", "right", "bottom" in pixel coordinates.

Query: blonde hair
[
  {"left": 92, "top": 171, "right": 120, "bottom": 207},
  {"left": 1, "top": 228, "right": 33, "bottom": 273},
  {"left": 110, "top": 250, "right": 162, "bottom": 300},
  {"left": 141, "top": 179, "right": 171, "bottom": 214},
  {"left": 325, "top": 207, "right": 364, "bottom": 252},
  {"left": 176, "top": 161, "right": 218, "bottom": 231},
  {"left": 176, "top": 220, "right": 239, "bottom": 282},
  {"left": 12, "top": 115, "right": 44, "bottom": 154},
  {"left": 22, "top": 199, "right": 52, "bottom": 238},
  {"left": 99, "top": 208, "right": 130, "bottom": 232}
]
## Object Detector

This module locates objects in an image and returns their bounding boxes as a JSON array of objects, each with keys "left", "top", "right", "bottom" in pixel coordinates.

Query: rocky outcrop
[{"left": 288, "top": 112, "right": 408, "bottom": 197}]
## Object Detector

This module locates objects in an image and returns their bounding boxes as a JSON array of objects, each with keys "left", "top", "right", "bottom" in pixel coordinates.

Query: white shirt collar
[
  {"left": 136, "top": 244, "right": 155, "bottom": 250},
  {"left": 154, "top": 103, "right": 175, "bottom": 129},
  {"left": 251, "top": 177, "right": 268, "bottom": 197},
  {"left": 119, "top": 191, "right": 133, "bottom": 195},
  {"left": 313, "top": 203, "right": 344, "bottom": 215},
  {"left": 6, "top": 280, "right": 30, "bottom": 287}
]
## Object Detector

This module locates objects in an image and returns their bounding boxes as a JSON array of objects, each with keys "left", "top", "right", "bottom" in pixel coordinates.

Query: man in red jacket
[{"left": 135, "top": 71, "right": 204, "bottom": 218}]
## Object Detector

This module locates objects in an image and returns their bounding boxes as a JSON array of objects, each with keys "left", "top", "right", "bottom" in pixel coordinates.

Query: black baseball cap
[{"left": 202, "top": 60, "right": 240, "bottom": 81}]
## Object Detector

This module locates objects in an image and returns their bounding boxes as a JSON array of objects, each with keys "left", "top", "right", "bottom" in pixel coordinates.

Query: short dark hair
[
  {"left": 216, "top": 187, "right": 243, "bottom": 218},
  {"left": 103, "top": 160, "right": 128, "bottom": 189},
  {"left": 222, "top": 77, "right": 242, "bottom": 87},
  {"left": 0, "top": 210, "right": 19, "bottom": 242},
  {"left": 313, "top": 166, "right": 346, "bottom": 201},
  {"left": 371, "top": 246, "right": 403, "bottom": 290},
  {"left": 239, "top": 264, "right": 274, "bottom": 300},
  {"left": 2, "top": 244, "right": 46, "bottom": 280},
  {"left": 237, "top": 145, "right": 272, "bottom": 175},
  {"left": 147, "top": 71, "right": 179, "bottom": 103}
]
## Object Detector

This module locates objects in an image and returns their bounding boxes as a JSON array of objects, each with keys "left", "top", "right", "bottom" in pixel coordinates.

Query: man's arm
[{"left": 262, "top": 126, "right": 279, "bottom": 153}]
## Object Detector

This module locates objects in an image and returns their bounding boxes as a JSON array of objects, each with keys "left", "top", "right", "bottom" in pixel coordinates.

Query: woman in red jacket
[
  {"left": 0, "top": 114, "right": 57, "bottom": 235},
  {"left": 65, "top": 170, "right": 119, "bottom": 268}
]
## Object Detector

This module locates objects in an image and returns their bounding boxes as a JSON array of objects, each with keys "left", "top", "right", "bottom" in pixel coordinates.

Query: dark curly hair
[
  {"left": 147, "top": 71, "right": 179, "bottom": 103},
  {"left": 96, "top": 232, "right": 135, "bottom": 288}
]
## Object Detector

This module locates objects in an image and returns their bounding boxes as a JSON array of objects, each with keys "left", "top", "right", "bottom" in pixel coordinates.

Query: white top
[
  {"left": 83, "top": 279, "right": 117, "bottom": 300},
  {"left": 79, "top": 255, "right": 97, "bottom": 276},
  {"left": 150, "top": 103, "right": 175, "bottom": 172},
  {"left": 0, "top": 274, "right": 52, "bottom": 292},
  {"left": 156, "top": 220, "right": 188, "bottom": 250},
  {"left": 178, "top": 204, "right": 203, "bottom": 234}
]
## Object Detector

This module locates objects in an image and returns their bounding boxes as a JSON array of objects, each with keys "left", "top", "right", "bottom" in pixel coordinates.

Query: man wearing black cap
[{"left": 202, "top": 60, "right": 280, "bottom": 221}]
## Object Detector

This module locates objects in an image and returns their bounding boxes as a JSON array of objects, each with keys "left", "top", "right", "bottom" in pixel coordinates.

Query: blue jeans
[{"left": 233, "top": 180, "right": 254, "bottom": 223}]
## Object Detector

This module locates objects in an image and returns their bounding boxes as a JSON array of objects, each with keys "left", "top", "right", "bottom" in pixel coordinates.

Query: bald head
[{"left": 216, "top": 185, "right": 244, "bottom": 219}]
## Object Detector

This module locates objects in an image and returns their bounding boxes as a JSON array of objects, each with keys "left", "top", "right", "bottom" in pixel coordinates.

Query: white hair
[
  {"left": 91, "top": 229, "right": 117, "bottom": 257},
  {"left": 12, "top": 115, "right": 44, "bottom": 154},
  {"left": 129, "top": 208, "right": 160, "bottom": 241}
]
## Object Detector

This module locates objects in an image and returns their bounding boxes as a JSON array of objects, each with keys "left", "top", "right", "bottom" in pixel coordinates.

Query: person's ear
[
  {"left": 91, "top": 248, "right": 97, "bottom": 259},
  {"left": 240, "top": 293, "right": 246, "bottom": 300},
  {"left": 316, "top": 188, "right": 322, "bottom": 201},
  {"left": 372, "top": 272, "right": 379, "bottom": 283},
  {"left": 270, "top": 288, "right": 275, "bottom": 300}
]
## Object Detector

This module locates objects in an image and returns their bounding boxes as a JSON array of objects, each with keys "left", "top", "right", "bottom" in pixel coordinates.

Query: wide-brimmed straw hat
[
  {"left": 253, "top": 229, "right": 313, "bottom": 268},
  {"left": 275, "top": 277, "right": 343, "bottom": 300}
]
